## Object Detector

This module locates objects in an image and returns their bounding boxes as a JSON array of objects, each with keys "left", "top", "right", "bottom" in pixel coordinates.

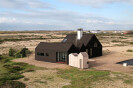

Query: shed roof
[
  {"left": 36, "top": 42, "right": 73, "bottom": 51},
  {"left": 62, "top": 34, "right": 95, "bottom": 48}
]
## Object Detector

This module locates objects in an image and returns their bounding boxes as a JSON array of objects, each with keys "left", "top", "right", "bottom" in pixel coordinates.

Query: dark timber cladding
[
  {"left": 35, "top": 30, "right": 102, "bottom": 64},
  {"left": 62, "top": 34, "right": 102, "bottom": 58},
  {"left": 35, "top": 42, "right": 77, "bottom": 63}
]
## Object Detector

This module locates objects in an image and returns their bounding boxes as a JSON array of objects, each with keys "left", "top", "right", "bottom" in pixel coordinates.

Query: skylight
[{"left": 63, "top": 39, "right": 67, "bottom": 42}]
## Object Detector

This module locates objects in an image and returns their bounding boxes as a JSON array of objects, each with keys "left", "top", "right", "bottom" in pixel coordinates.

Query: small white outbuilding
[{"left": 69, "top": 52, "right": 89, "bottom": 69}]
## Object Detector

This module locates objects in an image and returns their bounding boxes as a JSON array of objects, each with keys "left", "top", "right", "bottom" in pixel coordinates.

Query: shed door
[{"left": 80, "top": 59, "right": 82, "bottom": 68}]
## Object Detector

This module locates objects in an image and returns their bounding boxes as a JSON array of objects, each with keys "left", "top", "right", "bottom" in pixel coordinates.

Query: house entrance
[{"left": 56, "top": 52, "right": 67, "bottom": 62}]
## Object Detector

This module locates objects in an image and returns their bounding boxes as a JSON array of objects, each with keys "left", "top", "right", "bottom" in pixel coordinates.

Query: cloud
[
  {"left": 60, "top": 0, "right": 133, "bottom": 7},
  {"left": 87, "top": 19, "right": 116, "bottom": 25},
  {"left": 0, "top": 10, "right": 133, "bottom": 30},
  {"left": 0, "top": 0, "right": 53, "bottom": 10},
  {"left": 0, "top": 17, "right": 17, "bottom": 23},
  {"left": 0, "top": 0, "right": 132, "bottom": 30}
]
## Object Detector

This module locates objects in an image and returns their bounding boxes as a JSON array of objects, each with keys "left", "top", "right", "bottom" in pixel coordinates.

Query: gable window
[
  {"left": 94, "top": 42, "right": 97, "bottom": 47},
  {"left": 37, "top": 52, "right": 44, "bottom": 56},
  {"left": 46, "top": 53, "right": 49, "bottom": 56}
]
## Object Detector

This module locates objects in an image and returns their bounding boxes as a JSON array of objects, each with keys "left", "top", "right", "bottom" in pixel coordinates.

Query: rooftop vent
[{"left": 77, "top": 28, "right": 83, "bottom": 40}]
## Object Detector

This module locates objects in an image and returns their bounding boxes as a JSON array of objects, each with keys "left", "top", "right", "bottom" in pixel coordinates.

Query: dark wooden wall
[
  {"left": 85, "top": 35, "right": 102, "bottom": 58},
  {"left": 35, "top": 48, "right": 57, "bottom": 63}
]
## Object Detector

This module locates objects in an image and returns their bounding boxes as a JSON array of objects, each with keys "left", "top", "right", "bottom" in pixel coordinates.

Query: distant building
[
  {"left": 123, "top": 31, "right": 133, "bottom": 34},
  {"left": 89, "top": 30, "right": 102, "bottom": 34},
  {"left": 35, "top": 29, "right": 102, "bottom": 64}
]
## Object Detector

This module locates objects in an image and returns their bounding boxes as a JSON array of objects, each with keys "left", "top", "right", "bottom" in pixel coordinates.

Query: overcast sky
[{"left": 0, "top": 0, "right": 133, "bottom": 31}]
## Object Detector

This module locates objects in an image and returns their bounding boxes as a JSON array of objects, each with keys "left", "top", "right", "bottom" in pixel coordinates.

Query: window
[
  {"left": 56, "top": 52, "right": 67, "bottom": 62},
  {"left": 46, "top": 53, "right": 49, "bottom": 56},
  {"left": 37, "top": 52, "right": 44, "bottom": 56},
  {"left": 94, "top": 42, "right": 97, "bottom": 47}
]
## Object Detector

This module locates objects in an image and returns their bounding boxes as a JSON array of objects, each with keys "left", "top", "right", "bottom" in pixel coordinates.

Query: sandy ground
[
  {"left": 13, "top": 46, "right": 133, "bottom": 72},
  {"left": 90, "top": 46, "right": 133, "bottom": 72}
]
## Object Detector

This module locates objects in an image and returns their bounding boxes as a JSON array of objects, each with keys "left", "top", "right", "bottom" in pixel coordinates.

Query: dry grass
[{"left": 19, "top": 70, "right": 70, "bottom": 88}]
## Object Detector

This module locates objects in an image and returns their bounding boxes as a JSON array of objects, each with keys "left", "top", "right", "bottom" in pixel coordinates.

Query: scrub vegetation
[
  {"left": 58, "top": 68, "right": 110, "bottom": 88},
  {"left": 0, "top": 55, "right": 43, "bottom": 88},
  {"left": 9, "top": 48, "right": 31, "bottom": 58},
  {"left": 126, "top": 49, "right": 133, "bottom": 52}
]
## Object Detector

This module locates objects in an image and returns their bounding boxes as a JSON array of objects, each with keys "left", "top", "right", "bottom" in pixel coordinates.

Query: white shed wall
[{"left": 69, "top": 52, "right": 89, "bottom": 69}]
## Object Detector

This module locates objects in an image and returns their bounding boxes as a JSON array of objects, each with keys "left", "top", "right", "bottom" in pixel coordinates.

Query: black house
[
  {"left": 35, "top": 29, "right": 102, "bottom": 64},
  {"left": 35, "top": 43, "right": 77, "bottom": 64}
]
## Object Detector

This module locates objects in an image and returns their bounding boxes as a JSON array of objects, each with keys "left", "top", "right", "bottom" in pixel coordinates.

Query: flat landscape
[{"left": 0, "top": 31, "right": 133, "bottom": 88}]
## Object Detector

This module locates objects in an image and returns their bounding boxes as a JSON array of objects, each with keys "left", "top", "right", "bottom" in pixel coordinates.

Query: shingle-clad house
[{"left": 35, "top": 29, "right": 102, "bottom": 64}]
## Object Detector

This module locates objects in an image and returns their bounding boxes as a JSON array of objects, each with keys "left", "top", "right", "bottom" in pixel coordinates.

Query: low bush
[
  {"left": 0, "top": 55, "right": 43, "bottom": 88},
  {"left": 0, "top": 40, "right": 4, "bottom": 44},
  {"left": 15, "top": 51, "right": 22, "bottom": 58},
  {"left": 0, "top": 81, "right": 25, "bottom": 88},
  {"left": 9, "top": 48, "right": 31, "bottom": 58},
  {"left": 3, "top": 62, "right": 36, "bottom": 73},
  {"left": 127, "top": 49, "right": 133, "bottom": 52},
  {"left": 0, "top": 73, "right": 24, "bottom": 81},
  {"left": 111, "top": 40, "right": 120, "bottom": 42},
  {"left": 9, "top": 48, "right": 16, "bottom": 57}
]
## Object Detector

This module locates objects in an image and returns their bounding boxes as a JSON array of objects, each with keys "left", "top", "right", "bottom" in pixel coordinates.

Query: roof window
[{"left": 63, "top": 39, "right": 67, "bottom": 42}]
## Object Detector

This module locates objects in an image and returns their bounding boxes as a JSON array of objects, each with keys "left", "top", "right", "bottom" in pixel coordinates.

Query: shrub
[
  {"left": 20, "top": 48, "right": 31, "bottom": 57},
  {"left": 3, "top": 63, "right": 24, "bottom": 73},
  {"left": 3, "top": 59, "right": 10, "bottom": 63},
  {"left": 130, "top": 42, "right": 133, "bottom": 45},
  {"left": 9, "top": 66, "right": 24, "bottom": 73},
  {"left": 0, "top": 81, "right": 26, "bottom": 88},
  {"left": 0, "top": 73, "right": 24, "bottom": 81},
  {"left": 9, "top": 48, "right": 16, "bottom": 57},
  {"left": 0, "top": 55, "right": 2, "bottom": 60},
  {"left": 15, "top": 51, "right": 22, "bottom": 58},
  {"left": 111, "top": 40, "right": 120, "bottom": 42},
  {"left": 0, "top": 56, "right": 14, "bottom": 63},
  {"left": 8, "top": 48, "right": 31, "bottom": 58},
  {"left": 0, "top": 40, "right": 4, "bottom": 44},
  {"left": 127, "top": 49, "right": 133, "bottom": 52}
]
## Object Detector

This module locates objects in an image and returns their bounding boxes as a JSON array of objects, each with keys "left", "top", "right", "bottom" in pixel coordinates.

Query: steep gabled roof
[
  {"left": 62, "top": 34, "right": 95, "bottom": 48},
  {"left": 36, "top": 42, "right": 74, "bottom": 51}
]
